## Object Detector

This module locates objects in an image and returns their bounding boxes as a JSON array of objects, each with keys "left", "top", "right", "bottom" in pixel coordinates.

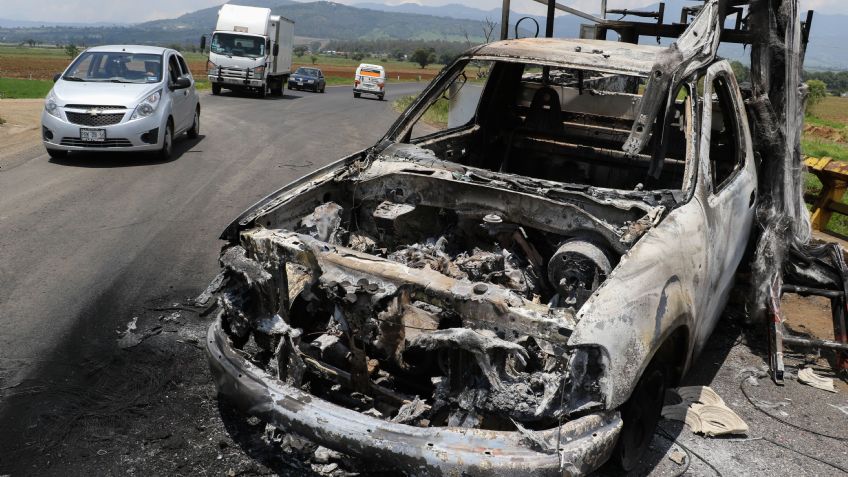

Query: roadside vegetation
[
  {"left": 392, "top": 94, "right": 449, "bottom": 128},
  {"left": 0, "top": 77, "right": 53, "bottom": 98}
]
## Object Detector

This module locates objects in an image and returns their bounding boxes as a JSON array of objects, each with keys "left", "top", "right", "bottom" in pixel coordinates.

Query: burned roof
[{"left": 470, "top": 37, "right": 665, "bottom": 76}]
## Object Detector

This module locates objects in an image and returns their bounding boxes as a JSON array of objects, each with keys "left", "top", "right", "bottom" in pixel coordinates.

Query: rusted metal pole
[{"left": 500, "top": 0, "right": 511, "bottom": 40}]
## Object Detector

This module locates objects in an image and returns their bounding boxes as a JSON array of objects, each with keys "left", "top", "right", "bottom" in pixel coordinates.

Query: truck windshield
[
  {"left": 63, "top": 52, "right": 163, "bottom": 83},
  {"left": 211, "top": 33, "right": 266, "bottom": 58}
]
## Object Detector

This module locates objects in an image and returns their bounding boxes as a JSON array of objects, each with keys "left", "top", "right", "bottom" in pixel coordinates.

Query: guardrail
[{"left": 805, "top": 155, "right": 848, "bottom": 236}]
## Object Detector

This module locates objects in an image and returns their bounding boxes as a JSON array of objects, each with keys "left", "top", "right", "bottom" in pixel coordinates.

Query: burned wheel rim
[{"left": 616, "top": 367, "right": 665, "bottom": 471}]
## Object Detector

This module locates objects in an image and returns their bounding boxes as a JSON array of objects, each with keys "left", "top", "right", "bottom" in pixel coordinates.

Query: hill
[{"left": 0, "top": 1, "right": 494, "bottom": 47}]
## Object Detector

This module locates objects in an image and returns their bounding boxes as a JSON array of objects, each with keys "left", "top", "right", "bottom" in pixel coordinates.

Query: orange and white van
[{"left": 353, "top": 63, "right": 386, "bottom": 100}]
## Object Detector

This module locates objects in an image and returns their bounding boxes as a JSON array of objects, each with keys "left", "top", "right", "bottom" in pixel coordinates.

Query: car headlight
[
  {"left": 44, "top": 91, "right": 61, "bottom": 118},
  {"left": 207, "top": 60, "right": 218, "bottom": 75},
  {"left": 130, "top": 89, "right": 162, "bottom": 121},
  {"left": 254, "top": 66, "right": 266, "bottom": 78}
]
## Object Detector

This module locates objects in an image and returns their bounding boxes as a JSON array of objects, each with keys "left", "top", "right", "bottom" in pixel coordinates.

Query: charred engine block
[{"left": 217, "top": 192, "right": 620, "bottom": 432}]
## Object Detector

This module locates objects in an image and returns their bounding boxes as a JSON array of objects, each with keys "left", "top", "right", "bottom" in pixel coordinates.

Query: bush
[
  {"left": 64, "top": 43, "right": 80, "bottom": 60},
  {"left": 806, "top": 79, "right": 827, "bottom": 112}
]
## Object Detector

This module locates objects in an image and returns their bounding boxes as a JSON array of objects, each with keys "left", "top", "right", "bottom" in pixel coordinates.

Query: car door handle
[{"left": 749, "top": 189, "right": 757, "bottom": 208}]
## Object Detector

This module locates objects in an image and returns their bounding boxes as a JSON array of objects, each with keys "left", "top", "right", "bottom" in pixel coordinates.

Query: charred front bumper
[{"left": 207, "top": 317, "right": 621, "bottom": 476}]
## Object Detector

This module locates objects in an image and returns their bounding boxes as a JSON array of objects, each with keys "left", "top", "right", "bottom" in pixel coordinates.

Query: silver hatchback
[{"left": 41, "top": 45, "right": 200, "bottom": 159}]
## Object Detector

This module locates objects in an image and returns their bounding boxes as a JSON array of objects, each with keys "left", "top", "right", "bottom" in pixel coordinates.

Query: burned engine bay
[{"left": 215, "top": 151, "right": 675, "bottom": 433}]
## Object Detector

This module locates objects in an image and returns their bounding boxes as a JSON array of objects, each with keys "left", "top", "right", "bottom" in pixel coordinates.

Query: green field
[{"left": 0, "top": 77, "right": 53, "bottom": 98}]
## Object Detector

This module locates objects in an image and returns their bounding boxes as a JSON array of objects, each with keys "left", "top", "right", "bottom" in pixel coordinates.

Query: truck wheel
[
  {"left": 46, "top": 148, "right": 67, "bottom": 159},
  {"left": 354, "top": 92, "right": 361, "bottom": 98},
  {"left": 379, "top": 94, "right": 385, "bottom": 101},
  {"left": 187, "top": 108, "right": 200, "bottom": 139},
  {"left": 212, "top": 84, "right": 221, "bottom": 95},
  {"left": 159, "top": 122, "right": 173, "bottom": 160},
  {"left": 258, "top": 86, "right": 267, "bottom": 99},
  {"left": 610, "top": 361, "right": 667, "bottom": 471}
]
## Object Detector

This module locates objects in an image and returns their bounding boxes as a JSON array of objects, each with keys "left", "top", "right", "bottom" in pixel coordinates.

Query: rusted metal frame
[
  {"left": 530, "top": 0, "right": 607, "bottom": 25},
  {"left": 513, "top": 133, "right": 686, "bottom": 170},
  {"left": 767, "top": 276, "right": 785, "bottom": 384},
  {"left": 779, "top": 284, "right": 848, "bottom": 370},
  {"left": 622, "top": 0, "right": 723, "bottom": 157}
]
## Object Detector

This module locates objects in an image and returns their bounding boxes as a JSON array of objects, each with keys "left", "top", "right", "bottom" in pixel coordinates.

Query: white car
[{"left": 41, "top": 45, "right": 200, "bottom": 159}]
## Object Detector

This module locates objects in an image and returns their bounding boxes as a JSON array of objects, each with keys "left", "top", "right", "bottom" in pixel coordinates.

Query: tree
[
  {"left": 26, "top": 39, "right": 36, "bottom": 47},
  {"left": 729, "top": 60, "right": 750, "bottom": 84},
  {"left": 805, "top": 79, "right": 827, "bottom": 113},
  {"left": 392, "top": 49, "right": 406, "bottom": 61},
  {"left": 481, "top": 17, "right": 496, "bottom": 44},
  {"left": 293, "top": 45, "right": 308, "bottom": 58},
  {"left": 310, "top": 55, "right": 318, "bottom": 65},
  {"left": 351, "top": 52, "right": 365, "bottom": 61},
  {"left": 310, "top": 40, "right": 321, "bottom": 54},
  {"left": 411, "top": 48, "right": 436, "bottom": 69},
  {"left": 64, "top": 43, "right": 79, "bottom": 60},
  {"left": 439, "top": 52, "right": 455, "bottom": 65}
]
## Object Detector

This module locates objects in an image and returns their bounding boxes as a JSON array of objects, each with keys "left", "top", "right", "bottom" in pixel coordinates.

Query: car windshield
[
  {"left": 211, "top": 33, "right": 266, "bottom": 59},
  {"left": 295, "top": 68, "right": 319, "bottom": 76},
  {"left": 63, "top": 52, "right": 163, "bottom": 83}
]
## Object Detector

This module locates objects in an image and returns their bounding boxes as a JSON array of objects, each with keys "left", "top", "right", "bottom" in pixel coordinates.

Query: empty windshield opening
[
  {"left": 396, "top": 59, "right": 690, "bottom": 192},
  {"left": 63, "top": 52, "right": 163, "bottom": 83},
  {"left": 211, "top": 33, "right": 266, "bottom": 58}
]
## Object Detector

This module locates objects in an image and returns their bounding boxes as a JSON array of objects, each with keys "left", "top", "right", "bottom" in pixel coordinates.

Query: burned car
[{"left": 205, "top": 32, "right": 756, "bottom": 475}]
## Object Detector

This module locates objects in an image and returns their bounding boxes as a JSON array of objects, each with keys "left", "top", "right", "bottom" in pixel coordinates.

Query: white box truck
[{"left": 205, "top": 4, "right": 294, "bottom": 98}]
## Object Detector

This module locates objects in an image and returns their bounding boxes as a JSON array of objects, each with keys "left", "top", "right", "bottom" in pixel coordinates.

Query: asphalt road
[
  {"left": 2, "top": 81, "right": 848, "bottom": 476},
  {"left": 0, "top": 83, "right": 423, "bottom": 460}
]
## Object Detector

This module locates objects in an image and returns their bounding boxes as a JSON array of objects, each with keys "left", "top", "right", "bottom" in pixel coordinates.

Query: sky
[{"left": 1, "top": 0, "right": 845, "bottom": 24}]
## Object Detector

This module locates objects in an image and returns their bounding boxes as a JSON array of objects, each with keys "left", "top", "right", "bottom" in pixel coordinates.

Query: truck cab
[{"left": 206, "top": 4, "right": 293, "bottom": 98}]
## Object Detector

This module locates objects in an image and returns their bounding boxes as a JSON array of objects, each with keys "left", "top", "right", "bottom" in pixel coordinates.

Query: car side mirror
[
  {"left": 273, "top": 43, "right": 279, "bottom": 56},
  {"left": 200, "top": 35, "right": 207, "bottom": 52},
  {"left": 53, "top": 73, "right": 61, "bottom": 83},
  {"left": 173, "top": 76, "right": 191, "bottom": 90}
]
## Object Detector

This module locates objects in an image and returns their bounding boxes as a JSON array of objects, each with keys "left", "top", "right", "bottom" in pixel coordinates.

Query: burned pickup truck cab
[{"left": 206, "top": 36, "right": 755, "bottom": 475}]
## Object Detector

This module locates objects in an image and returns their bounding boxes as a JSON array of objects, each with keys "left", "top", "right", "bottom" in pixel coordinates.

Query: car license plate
[{"left": 80, "top": 128, "right": 105, "bottom": 142}]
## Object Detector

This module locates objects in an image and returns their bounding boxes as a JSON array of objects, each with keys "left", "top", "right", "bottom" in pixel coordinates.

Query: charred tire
[
  {"left": 158, "top": 121, "right": 173, "bottom": 160},
  {"left": 46, "top": 148, "right": 67, "bottom": 159},
  {"left": 187, "top": 108, "right": 200, "bottom": 139},
  {"left": 611, "top": 362, "right": 667, "bottom": 471},
  {"left": 212, "top": 84, "right": 221, "bottom": 95},
  {"left": 354, "top": 92, "right": 361, "bottom": 98}
]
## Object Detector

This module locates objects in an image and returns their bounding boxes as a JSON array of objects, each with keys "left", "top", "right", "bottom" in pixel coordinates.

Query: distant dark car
[{"left": 288, "top": 67, "right": 325, "bottom": 93}]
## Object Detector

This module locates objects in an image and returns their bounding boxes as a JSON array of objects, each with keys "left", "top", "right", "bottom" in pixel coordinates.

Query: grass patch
[
  {"left": 0, "top": 77, "right": 53, "bottom": 98},
  {"left": 801, "top": 137, "right": 848, "bottom": 161},
  {"left": 392, "top": 94, "right": 449, "bottom": 128}
]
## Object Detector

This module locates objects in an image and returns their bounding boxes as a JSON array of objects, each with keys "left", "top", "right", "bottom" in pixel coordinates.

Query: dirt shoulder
[{"left": 0, "top": 99, "right": 44, "bottom": 169}]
